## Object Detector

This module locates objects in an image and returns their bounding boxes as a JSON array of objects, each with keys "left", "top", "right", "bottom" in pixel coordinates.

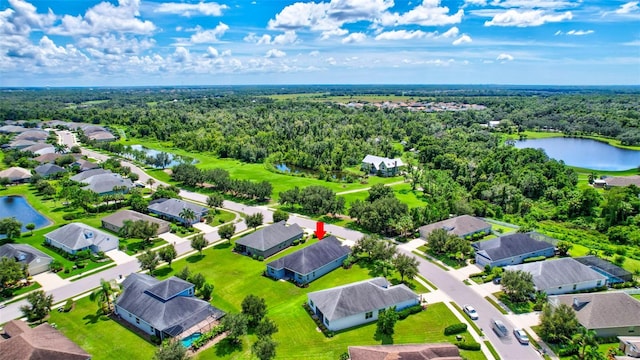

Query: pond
[
  {"left": 125, "top": 145, "right": 196, "bottom": 168},
  {"left": 0, "top": 196, "right": 51, "bottom": 233},
  {"left": 514, "top": 138, "right": 640, "bottom": 171}
]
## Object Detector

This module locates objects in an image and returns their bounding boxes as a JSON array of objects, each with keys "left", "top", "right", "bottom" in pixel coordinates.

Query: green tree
[
  {"left": 159, "top": 244, "right": 177, "bottom": 268},
  {"left": 154, "top": 339, "right": 189, "bottom": 360},
  {"left": 89, "top": 278, "right": 120, "bottom": 314},
  {"left": 206, "top": 193, "right": 224, "bottom": 213},
  {"left": 245, "top": 213, "right": 264, "bottom": 229},
  {"left": 200, "top": 282, "right": 214, "bottom": 301},
  {"left": 20, "top": 290, "right": 53, "bottom": 322},
  {"left": 501, "top": 270, "right": 535, "bottom": 303},
  {"left": 0, "top": 257, "right": 27, "bottom": 290},
  {"left": 241, "top": 294, "right": 267, "bottom": 327},
  {"left": 190, "top": 234, "right": 207, "bottom": 255},
  {"left": 188, "top": 273, "right": 206, "bottom": 291},
  {"left": 25, "top": 223, "right": 35, "bottom": 235},
  {"left": 570, "top": 327, "right": 599, "bottom": 360},
  {"left": 222, "top": 313, "right": 248, "bottom": 343},
  {"left": 426, "top": 228, "right": 449, "bottom": 254},
  {"left": 218, "top": 223, "right": 235, "bottom": 242},
  {"left": 557, "top": 241, "right": 573, "bottom": 256},
  {"left": 138, "top": 249, "right": 159, "bottom": 276},
  {"left": 176, "top": 266, "right": 191, "bottom": 280},
  {"left": 393, "top": 253, "right": 419, "bottom": 282},
  {"left": 394, "top": 215, "right": 414, "bottom": 238},
  {"left": 0, "top": 217, "right": 22, "bottom": 240},
  {"left": 354, "top": 234, "right": 380, "bottom": 258},
  {"left": 272, "top": 209, "right": 289, "bottom": 223},
  {"left": 539, "top": 303, "right": 580, "bottom": 344},
  {"left": 256, "top": 317, "right": 278, "bottom": 339},
  {"left": 376, "top": 306, "right": 399, "bottom": 337},
  {"left": 367, "top": 183, "right": 394, "bottom": 202},
  {"left": 179, "top": 207, "right": 197, "bottom": 226},
  {"left": 252, "top": 336, "right": 277, "bottom": 360}
]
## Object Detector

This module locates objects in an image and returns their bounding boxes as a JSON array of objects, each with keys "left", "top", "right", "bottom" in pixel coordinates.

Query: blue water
[
  {"left": 514, "top": 138, "right": 640, "bottom": 171},
  {"left": 0, "top": 196, "right": 51, "bottom": 233},
  {"left": 181, "top": 332, "right": 202, "bottom": 348},
  {"left": 127, "top": 145, "right": 196, "bottom": 168}
]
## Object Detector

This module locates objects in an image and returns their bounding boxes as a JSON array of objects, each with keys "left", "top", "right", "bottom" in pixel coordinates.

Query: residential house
[
  {"left": 549, "top": 292, "right": 640, "bottom": 337},
  {"left": 307, "top": 277, "right": 419, "bottom": 331},
  {"left": 147, "top": 198, "right": 208, "bottom": 226},
  {"left": 70, "top": 169, "right": 133, "bottom": 195},
  {"left": 34, "top": 153, "right": 62, "bottom": 164},
  {"left": 0, "top": 320, "right": 90, "bottom": 360},
  {"left": 361, "top": 155, "right": 404, "bottom": 177},
  {"left": 235, "top": 221, "right": 304, "bottom": 258},
  {"left": 419, "top": 215, "right": 492, "bottom": 239},
  {"left": 348, "top": 343, "right": 462, "bottom": 360},
  {"left": 14, "top": 130, "right": 48, "bottom": 142},
  {"left": 0, "top": 243, "right": 53, "bottom": 275},
  {"left": 575, "top": 256, "right": 633, "bottom": 284},
  {"left": 266, "top": 236, "right": 351, "bottom": 284},
  {"left": 34, "top": 163, "right": 66, "bottom": 178},
  {"left": 44, "top": 223, "right": 119, "bottom": 255},
  {"left": 72, "top": 159, "right": 99, "bottom": 172},
  {"left": 473, "top": 232, "right": 555, "bottom": 268},
  {"left": 101, "top": 210, "right": 170, "bottom": 235},
  {"left": 7, "top": 139, "right": 37, "bottom": 149},
  {"left": 604, "top": 176, "right": 640, "bottom": 188},
  {"left": 0, "top": 125, "right": 28, "bottom": 133},
  {"left": 619, "top": 337, "right": 640, "bottom": 358},
  {"left": 22, "top": 143, "right": 55, "bottom": 156},
  {"left": 114, "top": 273, "right": 225, "bottom": 341},
  {"left": 505, "top": 258, "right": 607, "bottom": 295},
  {"left": 0, "top": 167, "right": 32, "bottom": 183},
  {"left": 69, "top": 168, "right": 110, "bottom": 182}
]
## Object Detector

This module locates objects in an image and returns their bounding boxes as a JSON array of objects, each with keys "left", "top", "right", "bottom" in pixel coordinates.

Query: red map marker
[{"left": 315, "top": 222, "right": 325, "bottom": 239}]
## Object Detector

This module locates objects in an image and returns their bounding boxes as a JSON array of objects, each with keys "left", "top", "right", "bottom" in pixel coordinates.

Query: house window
[
  {"left": 310, "top": 300, "right": 314, "bottom": 307},
  {"left": 129, "top": 313, "right": 132, "bottom": 318},
  {"left": 312, "top": 272, "right": 316, "bottom": 277},
  {"left": 378, "top": 309, "right": 385, "bottom": 315},
  {"left": 136, "top": 318, "right": 140, "bottom": 324},
  {"left": 365, "top": 311, "right": 373, "bottom": 319},
  {"left": 325, "top": 318, "right": 329, "bottom": 326},
  {"left": 596, "top": 280, "right": 601, "bottom": 286},
  {"left": 573, "top": 284, "right": 577, "bottom": 290},
  {"left": 269, "top": 268, "right": 274, "bottom": 273}
]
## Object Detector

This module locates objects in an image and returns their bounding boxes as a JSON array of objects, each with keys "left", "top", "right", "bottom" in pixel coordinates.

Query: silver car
[
  {"left": 463, "top": 305, "right": 478, "bottom": 320},
  {"left": 513, "top": 329, "right": 530, "bottom": 344}
]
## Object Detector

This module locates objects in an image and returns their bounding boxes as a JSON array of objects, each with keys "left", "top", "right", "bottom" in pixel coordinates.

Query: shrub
[
  {"left": 444, "top": 323, "right": 468, "bottom": 335},
  {"left": 557, "top": 346, "right": 578, "bottom": 357},
  {"left": 150, "top": 335, "right": 161, "bottom": 345},
  {"left": 64, "top": 267, "right": 70, "bottom": 274},
  {"left": 397, "top": 304, "right": 423, "bottom": 320},
  {"left": 258, "top": 256, "right": 264, "bottom": 262},
  {"left": 524, "top": 255, "right": 546, "bottom": 263},
  {"left": 63, "top": 299, "right": 74, "bottom": 312},
  {"left": 456, "top": 341, "right": 481, "bottom": 351},
  {"left": 252, "top": 254, "right": 258, "bottom": 260}
]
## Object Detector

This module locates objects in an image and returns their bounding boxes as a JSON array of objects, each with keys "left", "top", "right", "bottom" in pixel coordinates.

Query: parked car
[
  {"left": 493, "top": 277, "right": 502, "bottom": 284},
  {"left": 492, "top": 318, "right": 508, "bottom": 337},
  {"left": 463, "top": 305, "right": 479, "bottom": 320},
  {"left": 513, "top": 329, "right": 530, "bottom": 344}
]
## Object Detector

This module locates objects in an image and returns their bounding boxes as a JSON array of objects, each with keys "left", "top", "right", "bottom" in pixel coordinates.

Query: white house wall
[
  {"left": 540, "top": 278, "right": 606, "bottom": 296},
  {"left": 115, "top": 305, "right": 158, "bottom": 337}
]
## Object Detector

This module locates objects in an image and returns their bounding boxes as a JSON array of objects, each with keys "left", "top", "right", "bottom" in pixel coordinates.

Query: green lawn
[
  {"left": 207, "top": 209, "right": 236, "bottom": 225},
  {"left": 48, "top": 296, "right": 156, "bottom": 360},
  {"left": 494, "top": 291, "right": 534, "bottom": 314},
  {"left": 632, "top": 294, "right": 640, "bottom": 300}
]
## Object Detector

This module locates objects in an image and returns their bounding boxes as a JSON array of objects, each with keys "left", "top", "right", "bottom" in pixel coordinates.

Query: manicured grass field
[
  {"left": 632, "top": 294, "right": 640, "bottom": 300},
  {"left": 48, "top": 296, "right": 156, "bottom": 360}
]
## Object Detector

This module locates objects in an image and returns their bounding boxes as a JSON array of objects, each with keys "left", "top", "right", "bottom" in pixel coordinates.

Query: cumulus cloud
[
  {"left": 440, "top": 27, "right": 460, "bottom": 38},
  {"left": 189, "top": 22, "right": 229, "bottom": 43},
  {"left": 615, "top": 1, "right": 640, "bottom": 14},
  {"left": 320, "top": 28, "right": 349, "bottom": 39},
  {"left": 464, "top": 0, "right": 487, "bottom": 5},
  {"left": 375, "top": 29, "right": 428, "bottom": 40},
  {"left": 0, "top": 0, "right": 55, "bottom": 36},
  {"left": 172, "top": 46, "right": 191, "bottom": 63},
  {"left": 341, "top": 32, "right": 366, "bottom": 43},
  {"left": 496, "top": 53, "right": 514, "bottom": 61},
  {"left": 245, "top": 30, "right": 298, "bottom": 45},
  {"left": 488, "top": 0, "right": 579, "bottom": 9},
  {"left": 265, "top": 48, "right": 286, "bottom": 58},
  {"left": 378, "top": 0, "right": 464, "bottom": 26},
  {"left": 76, "top": 34, "right": 155, "bottom": 55},
  {"left": 452, "top": 34, "right": 472, "bottom": 45},
  {"left": 484, "top": 9, "right": 572, "bottom": 27},
  {"left": 154, "top": 1, "right": 228, "bottom": 17}
]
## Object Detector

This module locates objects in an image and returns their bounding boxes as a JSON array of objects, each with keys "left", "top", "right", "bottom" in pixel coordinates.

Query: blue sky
[{"left": 0, "top": 0, "right": 638, "bottom": 86}]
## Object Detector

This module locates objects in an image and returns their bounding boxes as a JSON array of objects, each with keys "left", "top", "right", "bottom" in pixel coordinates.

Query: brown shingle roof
[
  {"left": 605, "top": 176, "right": 640, "bottom": 188},
  {"left": 348, "top": 343, "right": 463, "bottom": 360},
  {"left": 0, "top": 320, "right": 90, "bottom": 360}
]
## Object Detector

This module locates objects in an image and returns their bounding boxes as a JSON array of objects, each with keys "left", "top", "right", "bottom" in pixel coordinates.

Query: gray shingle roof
[
  {"left": 147, "top": 198, "right": 208, "bottom": 218},
  {"left": 146, "top": 277, "right": 193, "bottom": 301},
  {"left": 70, "top": 168, "right": 110, "bottom": 182},
  {"left": 505, "top": 258, "right": 607, "bottom": 291},
  {"left": 307, "top": 277, "right": 418, "bottom": 322},
  {"left": 35, "top": 163, "right": 66, "bottom": 177},
  {"left": 550, "top": 292, "right": 640, "bottom": 329},
  {"left": 267, "top": 236, "right": 351, "bottom": 275},
  {"left": 15, "top": 130, "right": 48, "bottom": 141},
  {"left": 0, "top": 167, "right": 32, "bottom": 181},
  {"left": 101, "top": 210, "right": 170, "bottom": 230},
  {"left": 80, "top": 173, "right": 133, "bottom": 194},
  {"left": 419, "top": 215, "right": 490, "bottom": 238},
  {"left": 45, "top": 223, "right": 118, "bottom": 251},
  {"left": 473, "top": 232, "right": 554, "bottom": 262},
  {"left": 236, "top": 221, "right": 304, "bottom": 251},
  {"left": 362, "top": 155, "right": 404, "bottom": 170},
  {"left": 0, "top": 244, "right": 52, "bottom": 269},
  {"left": 116, "top": 274, "right": 225, "bottom": 337}
]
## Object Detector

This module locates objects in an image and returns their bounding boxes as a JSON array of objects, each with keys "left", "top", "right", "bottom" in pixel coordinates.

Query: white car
[
  {"left": 463, "top": 305, "right": 478, "bottom": 320},
  {"left": 513, "top": 329, "right": 530, "bottom": 345}
]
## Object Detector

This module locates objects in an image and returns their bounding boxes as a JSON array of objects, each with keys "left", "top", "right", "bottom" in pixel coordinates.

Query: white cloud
[
  {"left": 76, "top": 34, "right": 155, "bottom": 55},
  {"left": 0, "top": 0, "right": 55, "bottom": 36},
  {"left": 496, "top": 53, "right": 514, "bottom": 61},
  {"left": 489, "top": 0, "right": 579, "bottom": 9},
  {"left": 484, "top": 9, "right": 572, "bottom": 27},
  {"left": 464, "top": 0, "right": 487, "bottom": 5},
  {"left": 378, "top": 0, "right": 464, "bottom": 27},
  {"left": 440, "top": 27, "right": 460, "bottom": 38},
  {"left": 172, "top": 46, "right": 191, "bottom": 63},
  {"left": 342, "top": 32, "right": 366, "bottom": 43},
  {"left": 567, "top": 29, "right": 594, "bottom": 35},
  {"left": 265, "top": 48, "right": 286, "bottom": 58},
  {"left": 244, "top": 30, "right": 298, "bottom": 45},
  {"left": 375, "top": 30, "right": 428, "bottom": 40},
  {"left": 189, "top": 22, "right": 229, "bottom": 43},
  {"left": 452, "top": 34, "right": 472, "bottom": 45},
  {"left": 206, "top": 46, "right": 219, "bottom": 57},
  {"left": 320, "top": 28, "right": 349, "bottom": 39},
  {"left": 309, "top": 50, "right": 320, "bottom": 56},
  {"left": 615, "top": 1, "right": 639, "bottom": 14},
  {"left": 154, "top": 2, "right": 228, "bottom": 17},
  {"left": 50, "top": 0, "right": 156, "bottom": 36}
]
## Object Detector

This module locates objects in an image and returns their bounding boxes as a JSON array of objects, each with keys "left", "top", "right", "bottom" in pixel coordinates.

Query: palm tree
[
  {"left": 54, "top": 143, "right": 68, "bottom": 154},
  {"left": 89, "top": 278, "right": 120, "bottom": 314},
  {"left": 146, "top": 178, "right": 155, "bottom": 189},
  {"left": 179, "top": 207, "right": 197, "bottom": 227}
]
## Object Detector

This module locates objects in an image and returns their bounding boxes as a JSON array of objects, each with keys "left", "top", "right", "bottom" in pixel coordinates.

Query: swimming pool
[{"left": 181, "top": 332, "right": 202, "bottom": 348}]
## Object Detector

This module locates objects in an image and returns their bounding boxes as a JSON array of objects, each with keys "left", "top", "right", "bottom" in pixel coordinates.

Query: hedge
[
  {"left": 456, "top": 341, "right": 481, "bottom": 351},
  {"left": 523, "top": 255, "right": 546, "bottom": 263},
  {"left": 444, "top": 323, "right": 468, "bottom": 335},
  {"left": 398, "top": 304, "right": 423, "bottom": 320}
]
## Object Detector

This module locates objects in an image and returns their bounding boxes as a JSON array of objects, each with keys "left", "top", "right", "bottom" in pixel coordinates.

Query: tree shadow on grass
[
  {"left": 83, "top": 309, "right": 109, "bottom": 325},
  {"left": 213, "top": 242, "right": 231, "bottom": 250},
  {"left": 186, "top": 254, "right": 205, "bottom": 263},
  {"left": 154, "top": 267, "right": 173, "bottom": 278},
  {"left": 214, "top": 337, "right": 243, "bottom": 357}
]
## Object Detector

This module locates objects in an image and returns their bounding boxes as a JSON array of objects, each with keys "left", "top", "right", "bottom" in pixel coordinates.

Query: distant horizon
[{"left": 1, "top": 0, "right": 639, "bottom": 87}]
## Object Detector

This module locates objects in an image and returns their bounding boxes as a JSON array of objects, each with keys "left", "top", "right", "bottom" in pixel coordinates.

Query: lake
[
  {"left": 126, "top": 145, "right": 196, "bottom": 168},
  {"left": 514, "top": 137, "right": 640, "bottom": 171},
  {"left": 0, "top": 196, "right": 51, "bottom": 233}
]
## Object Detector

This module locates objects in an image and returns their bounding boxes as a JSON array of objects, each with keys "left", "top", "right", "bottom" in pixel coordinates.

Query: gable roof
[
  {"left": 473, "top": 232, "right": 554, "bottom": 262},
  {"left": 73, "top": 159, "right": 99, "bottom": 171},
  {"left": 70, "top": 168, "right": 110, "bottom": 182},
  {"left": 101, "top": 209, "right": 170, "bottom": 230},
  {"left": 147, "top": 198, "right": 208, "bottom": 217},
  {"left": 45, "top": 223, "right": 117, "bottom": 251},
  {"left": 0, "top": 125, "right": 28, "bottom": 133},
  {"left": 604, "top": 175, "right": 640, "bottom": 188},
  {"left": 80, "top": 173, "right": 133, "bottom": 194},
  {"left": 308, "top": 277, "right": 418, "bottom": 322},
  {"left": 348, "top": 343, "right": 462, "bottom": 360},
  {"left": 0, "top": 243, "right": 53, "bottom": 269},
  {"left": 419, "top": 215, "right": 490, "bottom": 237},
  {"left": 505, "top": 258, "right": 606, "bottom": 291},
  {"left": 8, "top": 139, "right": 37, "bottom": 149},
  {"left": 88, "top": 131, "right": 116, "bottom": 141},
  {"left": 0, "top": 167, "right": 32, "bottom": 181},
  {"left": 362, "top": 155, "right": 404, "bottom": 170},
  {"left": 0, "top": 320, "right": 90, "bottom": 360},
  {"left": 550, "top": 292, "right": 640, "bottom": 329},
  {"left": 35, "top": 163, "right": 66, "bottom": 176},
  {"left": 267, "top": 236, "right": 351, "bottom": 275},
  {"left": 23, "top": 143, "right": 55, "bottom": 154},
  {"left": 15, "top": 130, "right": 48, "bottom": 141},
  {"left": 116, "top": 273, "right": 225, "bottom": 337},
  {"left": 235, "top": 221, "right": 304, "bottom": 251},
  {"left": 34, "top": 153, "right": 62, "bottom": 164}
]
